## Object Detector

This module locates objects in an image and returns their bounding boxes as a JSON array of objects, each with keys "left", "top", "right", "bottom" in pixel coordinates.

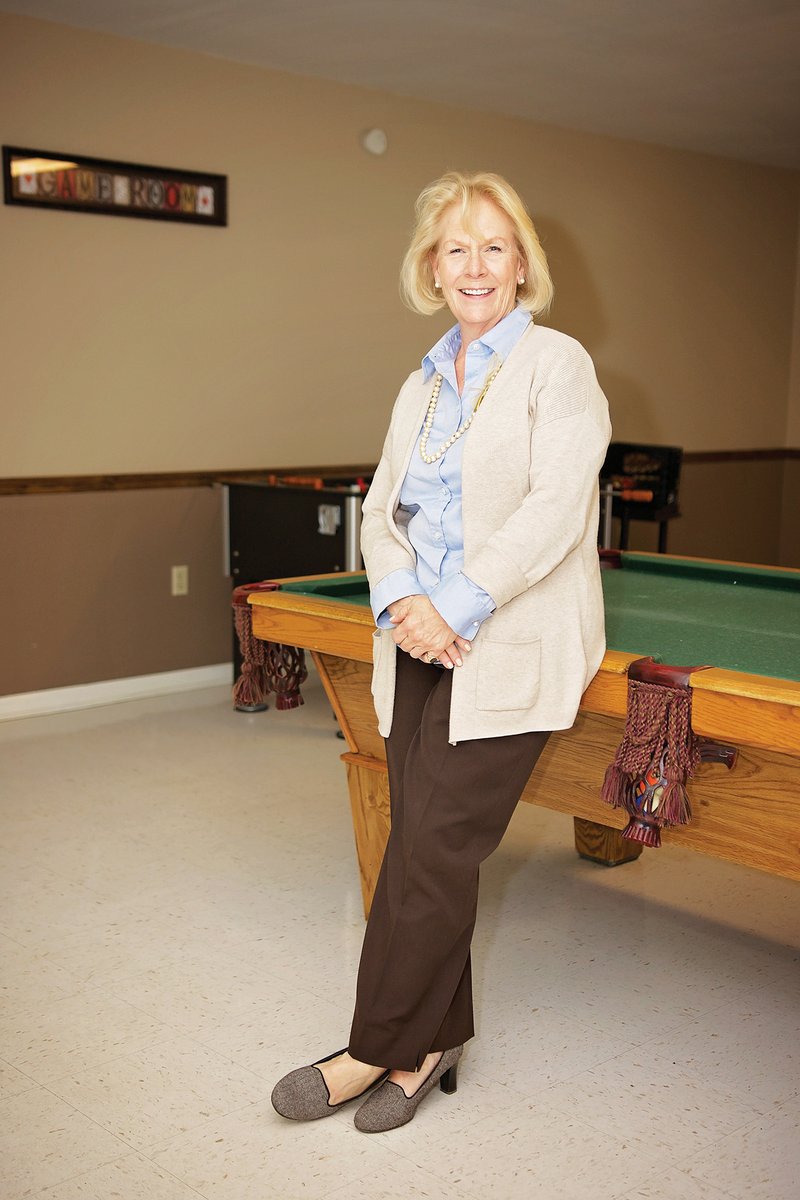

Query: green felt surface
[
  {"left": 279, "top": 575, "right": 372, "bottom": 606},
  {"left": 603, "top": 555, "right": 800, "bottom": 680},
  {"left": 279, "top": 556, "right": 800, "bottom": 682}
]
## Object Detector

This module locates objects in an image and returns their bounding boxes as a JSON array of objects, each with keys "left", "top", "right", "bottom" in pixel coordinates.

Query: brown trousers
[{"left": 348, "top": 650, "right": 550, "bottom": 1072}]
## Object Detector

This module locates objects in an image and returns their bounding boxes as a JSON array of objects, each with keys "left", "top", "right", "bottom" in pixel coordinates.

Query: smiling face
[{"left": 431, "top": 195, "right": 524, "bottom": 343}]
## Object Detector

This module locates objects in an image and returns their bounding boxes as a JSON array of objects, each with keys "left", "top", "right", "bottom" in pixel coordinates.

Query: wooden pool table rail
[{"left": 248, "top": 590, "right": 800, "bottom": 757}]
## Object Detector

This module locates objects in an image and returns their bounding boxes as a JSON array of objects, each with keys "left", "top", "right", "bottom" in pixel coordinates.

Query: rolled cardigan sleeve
[{"left": 465, "top": 344, "right": 612, "bottom": 609}]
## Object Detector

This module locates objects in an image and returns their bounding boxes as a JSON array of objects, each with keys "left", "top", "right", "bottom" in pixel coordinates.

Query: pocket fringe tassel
[
  {"left": 231, "top": 582, "right": 308, "bottom": 710},
  {"left": 601, "top": 678, "right": 700, "bottom": 847}
]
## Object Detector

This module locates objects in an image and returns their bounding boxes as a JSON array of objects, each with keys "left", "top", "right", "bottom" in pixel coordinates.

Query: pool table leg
[
  {"left": 573, "top": 817, "right": 644, "bottom": 866},
  {"left": 343, "top": 755, "right": 391, "bottom": 919}
]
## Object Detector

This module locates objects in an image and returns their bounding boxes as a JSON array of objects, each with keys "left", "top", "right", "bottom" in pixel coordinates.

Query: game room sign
[{"left": 2, "top": 146, "right": 227, "bottom": 226}]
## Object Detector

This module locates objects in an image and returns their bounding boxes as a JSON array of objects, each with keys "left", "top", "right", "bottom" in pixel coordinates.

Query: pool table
[{"left": 248, "top": 553, "right": 800, "bottom": 916}]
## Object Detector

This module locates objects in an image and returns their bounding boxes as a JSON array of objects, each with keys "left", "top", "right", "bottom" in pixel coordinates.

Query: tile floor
[{"left": 1, "top": 668, "right": 798, "bottom": 1200}]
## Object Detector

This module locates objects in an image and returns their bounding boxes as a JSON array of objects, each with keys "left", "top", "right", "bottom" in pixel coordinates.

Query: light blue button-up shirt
[{"left": 370, "top": 305, "right": 532, "bottom": 638}]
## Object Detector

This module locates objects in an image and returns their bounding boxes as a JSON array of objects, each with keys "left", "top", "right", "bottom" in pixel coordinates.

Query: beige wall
[
  {"left": 780, "top": 229, "right": 800, "bottom": 564},
  {"left": 1, "top": 11, "right": 798, "bottom": 481},
  {"left": 780, "top": 460, "right": 800, "bottom": 567},
  {"left": 1, "top": 489, "right": 231, "bottom": 695},
  {"left": 1, "top": 12, "right": 798, "bottom": 696},
  {"left": 624, "top": 459, "right": 787, "bottom": 565},
  {"left": 786, "top": 225, "right": 800, "bottom": 446}
]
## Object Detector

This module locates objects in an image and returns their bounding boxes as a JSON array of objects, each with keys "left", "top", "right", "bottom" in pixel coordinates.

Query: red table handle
[{"left": 627, "top": 656, "right": 710, "bottom": 690}]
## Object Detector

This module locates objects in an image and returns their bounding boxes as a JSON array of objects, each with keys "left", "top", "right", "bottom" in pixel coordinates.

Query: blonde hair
[{"left": 400, "top": 171, "right": 553, "bottom": 318}]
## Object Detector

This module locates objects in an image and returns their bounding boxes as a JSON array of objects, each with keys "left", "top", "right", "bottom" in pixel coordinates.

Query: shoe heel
[{"left": 439, "top": 1063, "right": 458, "bottom": 1095}]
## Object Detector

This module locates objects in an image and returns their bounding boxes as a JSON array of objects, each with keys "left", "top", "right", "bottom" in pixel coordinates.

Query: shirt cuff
[
  {"left": 370, "top": 569, "right": 425, "bottom": 628},
  {"left": 429, "top": 572, "right": 496, "bottom": 639}
]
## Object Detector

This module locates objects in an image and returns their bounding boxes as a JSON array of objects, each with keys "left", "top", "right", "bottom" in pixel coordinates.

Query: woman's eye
[{"left": 487, "top": 245, "right": 503, "bottom": 252}]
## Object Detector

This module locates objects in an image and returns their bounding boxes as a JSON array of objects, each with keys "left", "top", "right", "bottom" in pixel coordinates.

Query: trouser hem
[{"left": 348, "top": 1026, "right": 474, "bottom": 1074}]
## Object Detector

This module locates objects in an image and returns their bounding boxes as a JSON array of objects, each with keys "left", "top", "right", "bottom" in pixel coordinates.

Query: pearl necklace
[{"left": 419, "top": 363, "right": 502, "bottom": 465}]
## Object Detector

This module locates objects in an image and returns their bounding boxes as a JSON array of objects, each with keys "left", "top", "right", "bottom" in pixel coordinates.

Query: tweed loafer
[
  {"left": 354, "top": 1045, "right": 463, "bottom": 1132},
  {"left": 271, "top": 1049, "right": 389, "bottom": 1121}
]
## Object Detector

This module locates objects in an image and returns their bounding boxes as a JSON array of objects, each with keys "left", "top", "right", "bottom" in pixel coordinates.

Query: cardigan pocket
[{"left": 476, "top": 636, "right": 541, "bottom": 711}]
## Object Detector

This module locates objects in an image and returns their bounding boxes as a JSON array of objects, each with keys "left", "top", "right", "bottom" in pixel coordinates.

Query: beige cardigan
[{"left": 361, "top": 323, "right": 612, "bottom": 744}]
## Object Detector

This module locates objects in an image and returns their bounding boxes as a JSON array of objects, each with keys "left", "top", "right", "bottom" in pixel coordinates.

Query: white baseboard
[{"left": 0, "top": 664, "right": 233, "bottom": 722}]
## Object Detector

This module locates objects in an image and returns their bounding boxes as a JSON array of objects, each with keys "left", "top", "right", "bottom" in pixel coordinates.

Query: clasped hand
[{"left": 387, "top": 595, "right": 472, "bottom": 668}]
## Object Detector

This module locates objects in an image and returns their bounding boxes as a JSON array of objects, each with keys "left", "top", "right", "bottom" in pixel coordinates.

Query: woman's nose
[{"left": 465, "top": 251, "right": 485, "bottom": 276}]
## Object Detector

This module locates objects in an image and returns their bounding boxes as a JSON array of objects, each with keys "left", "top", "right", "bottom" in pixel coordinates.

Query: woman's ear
[{"left": 429, "top": 250, "right": 441, "bottom": 289}]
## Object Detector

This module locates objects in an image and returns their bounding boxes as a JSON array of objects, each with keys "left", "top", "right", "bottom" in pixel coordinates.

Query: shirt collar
[{"left": 421, "top": 305, "right": 532, "bottom": 380}]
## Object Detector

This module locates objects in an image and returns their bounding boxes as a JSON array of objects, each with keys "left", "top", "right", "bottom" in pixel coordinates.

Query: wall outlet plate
[{"left": 171, "top": 565, "right": 189, "bottom": 595}]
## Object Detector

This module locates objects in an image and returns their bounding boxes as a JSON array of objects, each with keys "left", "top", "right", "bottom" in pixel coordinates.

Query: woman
[{"left": 272, "top": 170, "right": 611, "bottom": 1132}]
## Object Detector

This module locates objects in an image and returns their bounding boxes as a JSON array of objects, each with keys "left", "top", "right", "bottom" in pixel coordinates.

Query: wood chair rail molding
[
  {"left": 1, "top": 449, "right": 797, "bottom": 495},
  {"left": 0, "top": 465, "right": 378, "bottom": 496}
]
